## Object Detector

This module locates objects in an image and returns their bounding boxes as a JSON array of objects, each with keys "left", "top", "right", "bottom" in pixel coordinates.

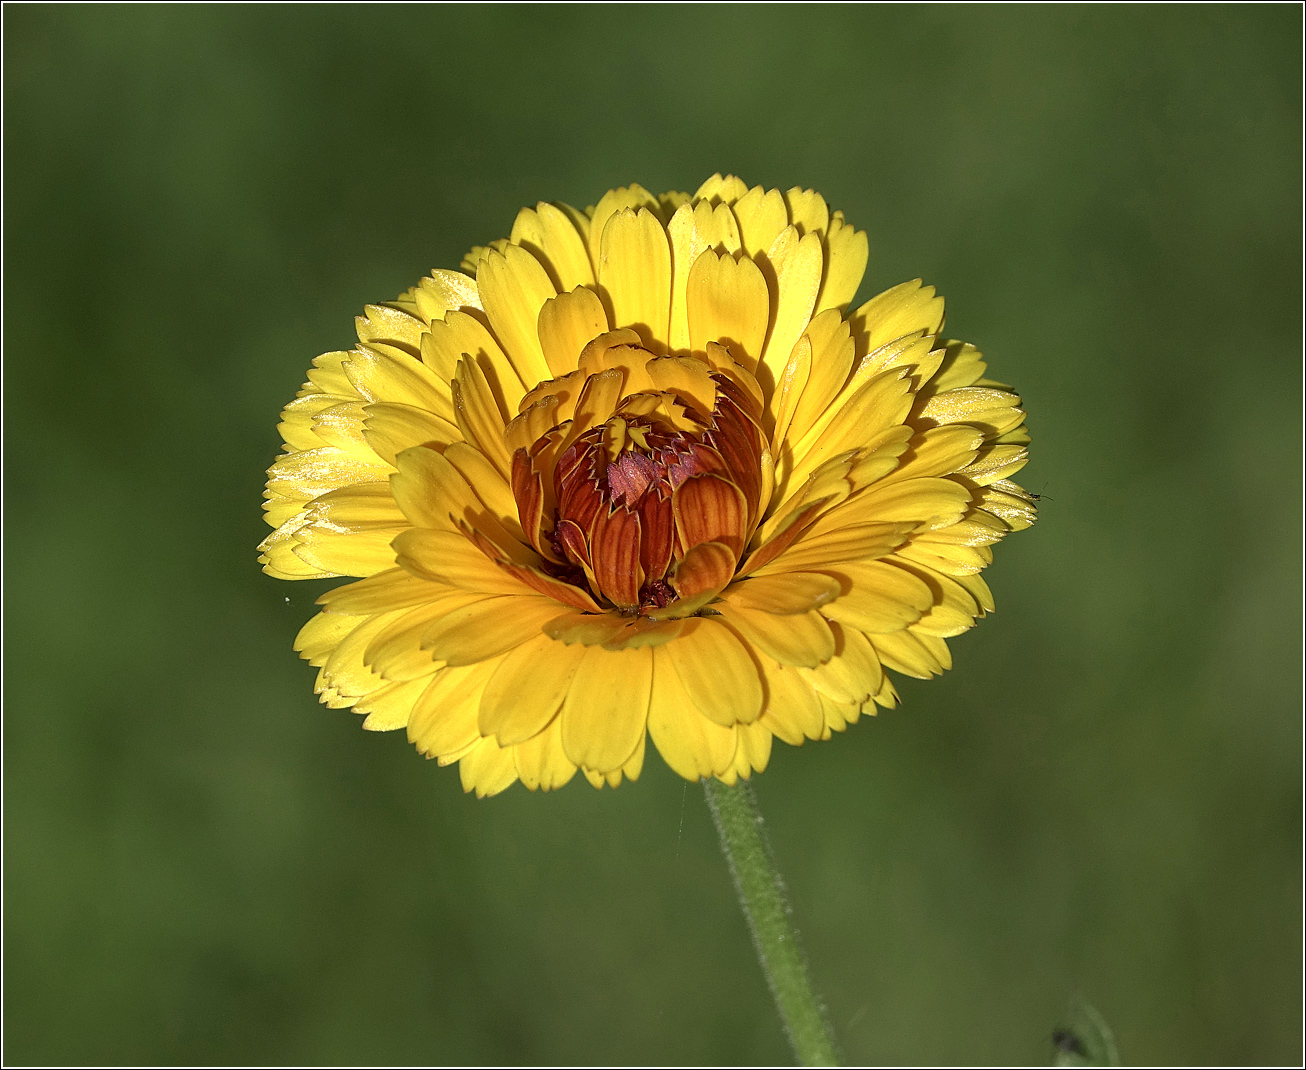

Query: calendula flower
[{"left": 260, "top": 174, "right": 1035, "bottom": 797}]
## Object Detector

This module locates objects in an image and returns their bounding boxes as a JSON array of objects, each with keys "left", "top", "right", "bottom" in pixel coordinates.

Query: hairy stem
[{"left": 704, "top": 777, "right": 840, "bottom": 1066}]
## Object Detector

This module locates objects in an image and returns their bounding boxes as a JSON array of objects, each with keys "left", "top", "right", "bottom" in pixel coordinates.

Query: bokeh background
[{"left": 5, "top": 6, "right": 1301, "bottom": 1066}]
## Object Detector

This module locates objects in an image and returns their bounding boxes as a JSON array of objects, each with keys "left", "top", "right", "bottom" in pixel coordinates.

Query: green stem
[{"left": 704, "top": 778, "right": 840, "bottom": 1066}]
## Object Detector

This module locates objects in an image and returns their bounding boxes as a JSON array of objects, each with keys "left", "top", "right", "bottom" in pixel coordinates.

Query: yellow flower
[{"left": 260, "top": 175, "right": 1035, "bottom": 797}]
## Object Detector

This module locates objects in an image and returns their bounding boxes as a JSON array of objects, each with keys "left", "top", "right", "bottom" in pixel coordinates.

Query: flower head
[{"left": 260, "top": 175, "right": 1035, "bottom": 796}]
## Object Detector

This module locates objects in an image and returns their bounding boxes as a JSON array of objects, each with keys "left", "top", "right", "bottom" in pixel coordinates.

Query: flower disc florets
[
  {"left": 512, "top": 332, "right": 766, "bottom": 618},
  {"left": 260, "top": 175, "right": 1036, "bottom": 796}
]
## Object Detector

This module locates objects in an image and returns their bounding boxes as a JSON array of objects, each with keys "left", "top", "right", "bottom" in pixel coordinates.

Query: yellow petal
[
  {"left": 452, "top": 356, "right": 513, "bottom": 480},
  {"left": 392, "top": 529, "right": 529, "bottom": 595},
  {"left": 880, "top": 425, "right": 984, "bottom": 483},
  {"left": 560, "top": 645, "right": 653, "bottom": 772},
  {"left": 362, "top": 403, "right": 462, "bottom": 465},
  {"left": 587, "top": 184, "right": 659, "bottom": 267},
  {"left": 728, "top": 720, "right": 773, "bottom": 779},
  {"left": 308, "top": 401, "right": 374, "bottom": 458},
  {"left": 513, "top": 717, "right": 578, "bottom": 791},
  {"left": 895, "top": 563, "right": 982, "bottom": 638},
  {"left": 786, "top": 369, "right": 915, "bottom": 493},
  {"left": 957, "top": 443, "right": 1030, "bottom": 486},
  {"left": 442, "top": 441, "right": 527, "bottom": 545},
  {"left": 786, "top": 310, "right": 855, "bottom": 446},
  {"left": 598, "top": 207, "right": 672, "bottom": 353},
  {"left": 408, "top": 659, "right": 503, "bottom": 758},
  {"left": 917, "top": 386, "right": 1026, "bottom": 437},
  {"left": 345, "top": 344, "right": 452, "bottom": 416},
  {"left": 758, "top": 227, "right": 823, "bottom": 402},
  {"left": 419, "top": 310, "right": 522, "bottom": 418},
  {"left": 510, "top": 202, "right": 595, "bottom": 291},
  {"left": 731, "top": 186, "right": 788, "bottom": 255},
  {"left": 686, "top": 251, "right": 769, "bottom": 371},
  {"left": 770, "top": 334, "right": 811, "bottom": 451},
  {"left": 355, "top": 303, "right": 425, "bottom": 354},
  {"left": 422, "top": 595, "right": 561, "bottom": 666},
  {"left": 929, "top": 340, "right": 989, "bottom": 391},
  {"left": 869, "top": 629, "right": 947, "bottom": 678},
  {"left": 356, "top": 676, "right": 430, "bottom": 731},
  {"left": 750, "top": 522, "right": 909, "bottom": 575},
  {"left": 664, "top": 618, "right": 764, "bottom": 726},
  {"left": 784, "top": 186, "right": 829, "bottom": 235},
  {"left": 667, "top": 200, "right": 743, "bottom": 351},
  {"left": 851, "top": 280, "right": 945, "bottom": 355},
  {"left": 364, "top": 599, "right": 469, "bottom": 681},
  {"left": 458, "top": 736, "right": 520, "bottom": 797},
  {"left": 266, "top": 445, "right": 393, "bottom": 504},
  {"left": 647, "top": 648, "right": 738, "bottom": 779},
  {"left": 476, "top": 244, "right": 557, "bottom": 389},
  {"left": 478, "top": 632, "right": 587, "bottom": 745},
  {"left": 693, "top": 173, "right": 750, "bottom": 205},
  {"left": 816, "top": 212, "right": 869, "bottom": 314},
  {"left": 291, "top": 524, "right": 403, "bottom": 579},
  {"left": 413, "top": 269, "right": 481, "bottom": 323},
  {"left": 716, "top": 603, "right": 834, "bottom": 668},
  {"left": 645, "top": 354, "right": 718, "bottom": 420},
  {"left": 320, "top": 611, "right": 403, "bottom": 703},
  {"left": 721, "top": 571, "right": 841, "bottom": 614},
  {"left": 797, "top": 623, "right": 883, "bottom": 706},
  {"left": 850, "top": 476, "right": 972, "bottom": 529},
  {"left": 537, "top": 286, "right": 610, "bottom": 377},
  {"left": 758, "top": 660, "right": 826, "bottom": 744},
  {"left": 819, "top": 560, "right": 934, "bottom": 632},
  {"left": 295, "top": 610, "right": 363, "bottom": 667}
]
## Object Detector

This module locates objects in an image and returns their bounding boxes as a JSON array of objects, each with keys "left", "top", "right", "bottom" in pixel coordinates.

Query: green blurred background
[{"left": 4, "top": 6, "right": 1300, "bottom": 1066}]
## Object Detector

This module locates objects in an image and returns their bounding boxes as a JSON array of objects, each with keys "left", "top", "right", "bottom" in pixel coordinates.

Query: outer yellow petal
[
  {"left": 732, "top": 185, "right": 788, "bottom": 258},
  {"left": 345, "top": 343, "right": 453, "bottom": 416},
  {"left": 355, "top": 303, "right": 425, "bottom": 354},
  {"left": 716, "top": 603, "right": 834, "bottom": 668},
  {"left": 758, "top": 227, "right": 823, "bottom": 401},
  {"left": 819, "top": 560, "right": 934, "bottom": 632},
  {"left": 816, "top": 212, "right": 869, "bottom": 314},
  {"left": 728, "top": 720, "right": 772, "bottom": 780},
  {"left": 686, "top": 251, "right": 769, "bottom": 370},
  {"left": 422, "top": 595, "right": 562, "bottom": 666},
  {"left": 510, "top": 202, "right": 595, "bottom": 291},
  {"left": 587, "top": 184, "right": 659, "bottom": 267},
  {"left": 647, "top": 647, "right": 739, "bottom": 779},
  {"left": 693, "top": 173, "right": 750, "bottom": 205},
  {"left": 295, "top": 610, "right": 364, "bottom": 667},
  {"left": 560, "top": 645, "right": 653, "bottom": 772},
  {"left": 476, "top": 244, "right": 557, "bottom": 389},
  {"left": 598, "top": 207, "right": 672, "bottom": 354},
  {"left": 408, "top": 659, "right": 503, "bottom": 758},
  {"left": 458, "top": 736, "right": 520, "bottom": 797},
  {"left": 870, "top": 629, "right": 948, "bottom": 679},
  {"left": 479, "top": 633, "right": 587, "bottom": 745},
  {"left": 362, "top": 403, "right": 462, "bottom": 465},
  {"left": 356, "top": 676, "right": 431, "bottom": 731},
  {"left": 420, "top": 310, "right": 520, "bottom": 415},
  {"left": 851, "top": 280, "right": 945, "bottom": 356},
  {"left": 665, "top": 618, "right": 764, "bottom": 726},
  {"left": 413, "top": 269, "right": 482, "bottom": 323},
  {"left": 513, "top": 717, "right": 578, "bottom": 791},
  {"left": 721, "top": 571, "right": 841, "bottom": 614},
  {"left": 787, "top": 310, "right": 855, "bottom": 445},
  {"left": 668, "top": 200, "right": 743, "bottom": 351},
  {"left": 758, "top": 659, "right": 827, "bottom": 744},
  {"left": 537, "top": 286, "right": 610, "bottom": 377},
  {"left": 797, "top": 623, "right": 883, "bottom": 706}
]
